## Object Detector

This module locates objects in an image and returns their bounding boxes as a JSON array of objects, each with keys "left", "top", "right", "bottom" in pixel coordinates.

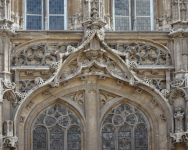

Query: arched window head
[
  {"left": 114, "top": 0, "right": 154, "bottom": 31},
  {"left": 101, "top": 103, "right": 149, "bottom": 150},
  {"left": 25, "top": 0, "right": 67, "bottom": 30},
  {"left": 32, "top": 103, "right": 82, "bottom": 150}
]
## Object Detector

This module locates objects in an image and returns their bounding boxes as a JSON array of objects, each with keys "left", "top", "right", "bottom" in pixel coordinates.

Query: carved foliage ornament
[
  {"left": 2, "top": 79, "right": 16, "bottom": 90},
  {"left": 107, "top": 42, "right": 171, "bottom": 66},
  {"left": 11, "top": 6, "right": 172, "bottom": 106}
]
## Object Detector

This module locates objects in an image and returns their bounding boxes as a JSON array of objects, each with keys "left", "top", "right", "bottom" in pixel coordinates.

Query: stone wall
[{"left": 0, "top": 0, "right": 188, "bottom": 150}]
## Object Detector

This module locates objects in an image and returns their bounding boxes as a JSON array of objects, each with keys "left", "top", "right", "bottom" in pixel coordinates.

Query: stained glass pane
[
  {"left": 49, "top": 16, "right": 64, "bottom": 30},
  {"left": 102, "top": 125, "right": 115, "bottom": 150},
  {"left": 27, "top": 16, "right": 42, "bottom": 30},
  {"left": 115, "top": 0, "right": 129, "bottom": 16},
  {"left": 115, "top": 17, "right": 129, "bottom": 31},
  {"left": 67, "top": 126, "right": 81, "bottom": 150},
  {"left": 136, "top": 17, "right": 151, "bottom": 31},
  {"left": 135, "top": 124, "right": 148, "bottom": 150},
  {"left": 27, "top": 0, "right": 42, "bottom": 14},
  {"left": 50, "top": 125, "right": 64, "bottom": 150},
  {"left": 33, "top": 127, "right": 47, "bottom": 150},
  {"left": 49, "top": 0, "right": 64, "bottom": 14},
  {"left": 136, "top": 0, "right": 150, "bottom": 16},
  {"left": 118, "top": 125, "right": 131, "bottom": 150}
]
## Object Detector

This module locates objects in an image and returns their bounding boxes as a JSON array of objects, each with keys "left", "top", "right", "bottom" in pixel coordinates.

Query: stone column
[
  {"left": 185, "top": 96, "right": 188, "bottom": 131},
  {"left": 0, "top": 28, "right": 15, "bottom": 150},
  {"left": 166, "top": 70, "right": 170, "bottom": 90},
  {"left": 0, "top": 80, "right": 4, "bottom": 150},
  {"left": 85, "top": 81, "right": 100, "bottom": 150},
  {"left": 0, "top": 33, "right": 13, "bottom": 80},
  {"left": 44, "top": 0, "right": 48, "bottom": 30}
]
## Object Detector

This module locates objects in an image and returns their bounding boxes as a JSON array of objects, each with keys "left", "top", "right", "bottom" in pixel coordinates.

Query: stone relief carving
[
  {"left": 160, "top": 112, "right": 167, "bottom": 121},
  {"left": 63, "top": 91, "right": 85, "bottom": 109},
  {"left": 170, "top": 106, "right": 188, "bottom": 149},
  {"left": 137, "top": 70, "right": 145, "bottom": 75},
  {"left": 107, "top": 42, "right": 171, "bottom": 65},
  {"left": 174, "top": 106, "right": 184, "bottom": 133},
  {"left": 151, "top": 98, "right": 158, "bottom": 106},
  {"left": 2, "top": 79, "right": 16, "bottom": 90},
  {"left": 10, "top": 4, "right": 174, "bottom": 144},
  {"left": 99, "top": 90, "right": 120, "bottom": 108},
  {"left": 134, "top": 88, "right": 143, "bottom": 94},
  {"left": 12, "top": 42, "right": 79, "bottom": 66},
  {"left": 27, "top": 101, "right": 34, "bottom": 108},
  {"left": 25, "top": 71, "right": 34, "bottom": 76},
  {"left": 3, "top": 137, "right": 18, "bottom": 148}
]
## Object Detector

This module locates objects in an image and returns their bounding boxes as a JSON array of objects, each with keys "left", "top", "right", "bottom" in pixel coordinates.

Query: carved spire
[{"left": 82, "top": 0, "right": 106, "bottom": 30}]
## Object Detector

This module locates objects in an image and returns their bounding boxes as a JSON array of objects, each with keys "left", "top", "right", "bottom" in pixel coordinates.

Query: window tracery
[
  {"left": 101, "top": 103, "right": 149, "bottom": 150},
  {"left": 32, "top": 103, "right": 82, "bottom": 150}
]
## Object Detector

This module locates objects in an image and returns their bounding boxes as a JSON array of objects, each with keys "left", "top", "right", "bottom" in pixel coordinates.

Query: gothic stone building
[{"left": 1, "top": 0, "right": 188, "bottom": 150}]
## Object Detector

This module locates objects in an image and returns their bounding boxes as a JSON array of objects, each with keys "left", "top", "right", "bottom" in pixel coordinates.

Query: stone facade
[{"left": 0, "top": 0, "right": 188, "bottom": 150}]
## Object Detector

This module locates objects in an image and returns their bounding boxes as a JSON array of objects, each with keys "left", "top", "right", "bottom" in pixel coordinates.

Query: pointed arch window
[
  {"left": 25, "top": 0, "right": 67, "bottom": 30},
  {"left": 32, "top": 103, "right": 82, "bottom": 150},
  {"left": 101, "top": 103, "right": 149, "bottom": 150},
  {"left": 113, "top": 0, "right": 154, "bottom": 31}
]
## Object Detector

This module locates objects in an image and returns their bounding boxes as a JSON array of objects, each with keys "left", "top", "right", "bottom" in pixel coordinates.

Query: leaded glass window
[
  {"left": 135, "top": 0, "right": 151, "bottom": 31},
  {"left": 102, "top": 125, "right": 115, "bottom": 150},
  {"left": 135, "top": 124, "right": 148, "bottom": 150},
  {"left": 115, "top": 0, "right": 130, "bottom": 31},
  {"left": 33, "top": 126, "right": 47, "bottom": 150},
  {"left": 32, "top": 103, "right": 82, "bottom": 150},
  {"left": 26, "top": 0, "right": 43, "bottom": 30},
  {"left": 50, "top": 126, "right": 64, "bottom": 150},
  {"left": 25, "top": 0, "right": 67, "bottom": 30},
  {"left": 67, "top": 126, "right": 81, "bottom": 150},
  {"left": 49, "top": 0, "right": 65, "bottom": 30},
  {"left": 114, "top": 0, "right": 153, "bottom": 31},
  {"left": 101, "top": 103, "right": 149, "bottom": 150},
  {"left": 118, "top": 124, "right": 132, "bottom": 150}
]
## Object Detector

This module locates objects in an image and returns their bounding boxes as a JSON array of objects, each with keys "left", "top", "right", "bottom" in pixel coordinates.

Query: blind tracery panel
[
  {"left": 32, "top": 103, "right": 82, "bottom": 150},
  {"left": 101, "top": 103, "right": 149, "bottom": 150}
]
